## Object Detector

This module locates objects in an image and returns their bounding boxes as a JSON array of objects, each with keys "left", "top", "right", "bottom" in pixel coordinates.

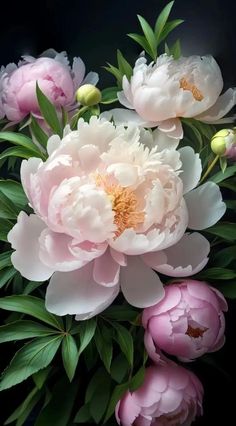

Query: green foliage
[
  {"left": 0, "top": 320, "right": 57, "bottom": 343},
  {"left": 36, "top": 82, "right": 63, "bottom": 137},
  {"left": 62, "top": 334, "right": 79, "bottom": 381},
  {"left": 112, "top": 322, "right": 134, "bottom": 366},
  {"left": 204, "top": 223, "right": 236, "bottom": 242},
  {"left": 77, "top": 317, "right": 97, "bottom": 355},
  {"left": 0, "top": 219, "right": 13, "bottom": 242},
  {"left": 0, "top": 131, "right": 45, "bottom": 161},
  {"left": 0, "top": 180, "right": 27, "bottom": 209},
  {"left": 101, "top": 87, "right": 118, "bottom": 104},
  {"left": 30, "top": 115, "right": 49, "bottom": 149},
  {"left": 4, "top": 387, "right": 43, "bottom": 426},
  {"left": 94, "top": 324, "right": 113, "bottom": 373},
  {"left": 104, "top": 50, "right": 133, "bottom": 88}
]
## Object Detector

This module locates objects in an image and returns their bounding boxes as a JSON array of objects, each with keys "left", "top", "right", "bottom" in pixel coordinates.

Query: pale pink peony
[
  {"left": 105, "top": 55, "right": 236, "bottom": 138},
  {"left": 143, "top": 281, "right": 228, "bottom": 362},
  {"left": 115, "top": 363, "right": 203, "bottom": 425},
  {"left": 0, "top": 50, "right": 98, "bottom": 122},
  {"left": 8, "top": 117, "right": 226, "bottom": 319}
]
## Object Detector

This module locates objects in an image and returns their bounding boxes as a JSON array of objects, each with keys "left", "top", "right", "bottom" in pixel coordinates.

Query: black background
[{"left": 0, "top": 0, "right": 235, "bottom": 424}]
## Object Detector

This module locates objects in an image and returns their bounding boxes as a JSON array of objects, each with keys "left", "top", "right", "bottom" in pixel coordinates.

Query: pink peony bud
[
  {"left": 143, "top": 280, "right": 228, "bottom": 362},
  {"left": 116, "top": 363, "right": 203, "bottom": 425},
  {"left": 0, "top": 51, "right": 98, "bottom": 122}
]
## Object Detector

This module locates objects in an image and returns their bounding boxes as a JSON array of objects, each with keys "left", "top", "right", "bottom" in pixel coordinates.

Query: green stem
[{"left": 199, "top": 155, "right": 219, "bottom": 184}]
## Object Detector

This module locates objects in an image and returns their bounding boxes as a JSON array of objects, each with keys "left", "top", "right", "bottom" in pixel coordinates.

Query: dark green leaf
[
  {"left": 155, "top": 1, "right": 174, "bottom": 42},
  {"left": 210, "top": 164, "right": 236, "bottom": 183},
  {"left": 103, "top": 382, "right": 129, "bottom": 423},
  {"left": 85, "top": 368, "right": 105, "bottom": 403},
  {"left": 0, "top": 295, "right": 64, "bottom": 330},
  {"left": 216, "top": 282, "right": 236, "bottom": 299},
  {"left": 213, "top": 246, "right": 236, "bottom": 267},
  {"left": 0, "top": 219, "right": 13, "bottom": 242},
  {"left": 33, "top": 366, "right": 52, "bottom": 389},
  {"left": 110, "top": 354, "right": 129, "bottom": 384},
  {"left": 129, "top": 366, "right": 145, "bottom": 391},
  {"left": 30, "top": 115, "right": 49, "bottom": 148},
  {"left": 204, "top": 223, "right": 236, "bottom": 242},
  {"left": 0, "top": 131, "right": 40, "bottom": 154},
  {"left": 0, "top": 320, "right": 57, "bottom": 343},
  {"left": 101, "top": 87, "right": 118, "bottom": 104},
  {"left": 0, "top": 251, "right": 12, "bottom": 270},
  {"left": 36, "top": 83, "right": 62, "bottom": 137},
  {"left": 103, "top": 305, "right": 139, "bottom": 322},
  {"left": 0, "top": 335, "right": 62, "bottom": 390},
  {"left": 0, "top": 180, "right": 27, "bottom": 209},
  {"left": 90, "top": 374, "right": 111, "bottom": 423},
  {"left": 62, "top": 334, "right": 79, "bottom": 381},
  {"left": 94, "top": 325, "right": 113, "bottom": 373},
  {"left": 0, "top": 268, "right": 17, "bottom": 289},
  {"left": 78, "top": 318, "right": 97, "bottom": 355},
  {"left": 0, "top": 146, "right": 44, "bottom": 161},
  {"left": 226, "top": 200, "right": 236, "bottom": 210},
  {"left": 112, "top": 322, "right": 134, "bottom": 366},
  {"left": 197, "top": 267, "right": 236, "bottom": 280},
  {"left": 23, "top": 281, "right": 44, "bottom": 295},
  {"left": 0, "top": 190, "right": 20, "bottom": 219},
  {"left": 4, "top": 387, "right": 41, "bottom": 425},
  {"left": 74, "top": 404, "right": 91, "bottom": 423}
]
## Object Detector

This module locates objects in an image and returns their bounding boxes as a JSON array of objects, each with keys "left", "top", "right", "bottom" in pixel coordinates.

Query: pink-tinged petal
[
  {"left": 120, "top": 256, "right": 164, "bottom": 308},
  {"left": 187, "top": 281, "right": 223, "bottom": 311},
  {"left": 158, "top": 118, "right": 183, "bottom": 139},
  {"left": 210, "top": 287, "right": 228, "bottom": 312},
  {"left": 143, "top": 233, "right": 210, "bottom": 277},
  {"left": 20, "top": 157, "right": 43, "bottom": 201},
  {"left": 78, "top": 145, "right": 100, "bottom": 172},
  {"left": 195, "top": 88, "right": 236, "bottom": 122},
  {"left": 7, "top": 212, "right": 54, "bottom": 281},
  {"left": 46, "top": 262, "right": 119, "bottom": 317},
  {"left": 116, "top": 392, "right": 141, "bottom": 426},
  {"left": 100, "top": 109, "right": 158, "bottom": 128},
  {"left": 142, "top": 286, "right": 182, "bottom": 327},
  {"left": 152, "top": 128, "right": 180, "bottom": 151},
  {"left": 178, "top": 147, "right": 202, "bottom": 194},
  {"left": 47, "top": 135, "right": 60, "bottom": 155},
  {"left": 110, "top": 248, "right": 127, "bottom": 266},
  {"left": 144, "top": 331, "right": 164, "bottom": 364},
  {"left": 185, "top": 182, "right": 226, "bottom": 230},
  {"left": 168, "top": 366, "right": 189, "bottom": 390},
  {"left": 148, "top": 315, "right": 173, "bottom": 342},
  {"left": 117, "top": 90, "right": 135, "bottom": 109},
  {"left": 93, "top": 249, "right": 120, "bottom": 287}
]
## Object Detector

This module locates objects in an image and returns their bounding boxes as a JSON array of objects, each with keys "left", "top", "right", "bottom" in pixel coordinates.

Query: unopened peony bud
[
  {"left": 211, "top": 128, "right": 236, "bottom": 159},
  {"left": 76, "top": 84, "right": 101, "bottom": 106}
]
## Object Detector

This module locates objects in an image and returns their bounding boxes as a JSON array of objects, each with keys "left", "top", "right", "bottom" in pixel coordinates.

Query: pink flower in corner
[
  {"left": 105, "top": 54, "right": 236, "bottom": 138},
  {"left": 143, "top": 280, "right": 228, "bottom": 362},
  {"left": 8, "top": 118, "right": 226, "bottom": 319},
  {"left": 116, "top": 363, "right": 203, "bottom": 425},
  {"left": 0, "top": 50, "right": 98, "bottom": 122}
]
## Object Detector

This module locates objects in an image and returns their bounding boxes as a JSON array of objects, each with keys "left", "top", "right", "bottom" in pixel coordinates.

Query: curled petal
[
  {"left": 93, "top": 249, "right": 120, "bottom": 287},
  {"left": 196, "top": 88, "right": 236, "bottom": 122},
  {"left": 158, "top": 118, "right": 183, "bottom": 139},
  {"left": 179, "top": 147, "right": 202, "bottom": 194}
]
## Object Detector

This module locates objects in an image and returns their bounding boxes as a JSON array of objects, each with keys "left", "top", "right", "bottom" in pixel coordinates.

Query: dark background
[{"left": 0, "top": 0, "right": 235, "bottom": 424}]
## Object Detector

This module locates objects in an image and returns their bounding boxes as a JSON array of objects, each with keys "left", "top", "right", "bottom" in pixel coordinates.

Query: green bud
[
  {"left": 210, "top": 129, "right": 236, "bottom": 156},
  {"left": 76, "top": 84, "right": 101, "bottom": 106}
]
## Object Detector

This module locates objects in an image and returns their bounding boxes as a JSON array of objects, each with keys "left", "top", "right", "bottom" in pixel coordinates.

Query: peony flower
[
  {"left": 104, "top": 54, "right": 236, "bottom": 139},
  {"left": 143, "top": 280, "right": 228, "bottom": 362},
  {"left": 0, "top": 50, "right": 98, "bottom": 122},
  {"left": 8, "top": 117, "right": 226, "bottom": 319},
  {"left": 211, "top": 128, "right": 236, "bottom": 160},
  {"left": 115, "top": 363, "right": 203, "bottom": 425}
]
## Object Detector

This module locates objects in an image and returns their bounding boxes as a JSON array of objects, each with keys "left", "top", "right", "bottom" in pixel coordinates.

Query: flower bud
[
  {"left": 76, "top": 84, "right": 101, "bottom": 106},
  {"left": 211, "top": 128, "right": 236, "bottom": 159}
]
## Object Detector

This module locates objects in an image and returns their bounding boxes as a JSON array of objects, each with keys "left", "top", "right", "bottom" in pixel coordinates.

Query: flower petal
[
  {"left": 179, "top": 147, "right": 202, "bottom": 194},
  {"left": 45, "top": 262, "right": 119, "bottom": 317},
  {"left": 93, "top": 249, "right": 120, "bottom": 287},
  {"left": 100, "top": 109, "right": 157, "bottom": 128},
  {"left": 120, "top": 256, "right": 164, "bottom": 308},
  {"left": 7, "top": 212, "right": 54, "bottom": 281},
  {"left": 195, "top": 88, "right": 236, "bottom": 122},
  {"left": 185, "top": 182, "right": 226, "bottom": 230},
  {"left": 158, "top": 118, "right": 183, "bottom": 139},
  {"left": 143, "top": 233, "right": 210, "bottom": 277},
  {"left": 152, "top": 128, "right": 180, "bottom": 151}
]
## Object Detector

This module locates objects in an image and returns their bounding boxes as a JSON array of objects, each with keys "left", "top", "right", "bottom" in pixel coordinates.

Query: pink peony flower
[
  {"left": 143, "top": 280, "right": 228, "bottom": 362},
  {"left": 105, "top": 55, "right": 236, "bottom": 138},
  {"left": 8, "top": 117, "right": 226, "bottom": 319},
  {"left": 116, "top": 363, "right": 203, "bottom": 425},
  {"left": 0, "top": 50, "right": 98, "bottom": 122}
]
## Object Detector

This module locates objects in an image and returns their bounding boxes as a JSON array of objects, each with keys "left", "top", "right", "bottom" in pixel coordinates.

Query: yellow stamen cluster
[{"left": 180, "top": 78, "right": 204, "bottom": 101}]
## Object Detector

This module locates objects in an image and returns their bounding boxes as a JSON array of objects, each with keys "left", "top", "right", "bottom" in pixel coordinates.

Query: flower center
[
  {"left": 186, "top": 325, "right": 206, "bottom": 338},
  {"left": 180, "top": 77, "right": 204, "bottom": 101},
  {"left": 95, "top": 175, "right": 144, "bottom": 237}
]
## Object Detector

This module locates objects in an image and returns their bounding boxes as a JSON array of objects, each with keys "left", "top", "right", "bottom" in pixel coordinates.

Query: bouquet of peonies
[{"left": 0, "top": 2, "right": 235, "bottom": 425}]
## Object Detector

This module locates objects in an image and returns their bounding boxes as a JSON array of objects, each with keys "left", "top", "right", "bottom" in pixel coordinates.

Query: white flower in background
[
  {"left": 105, "top": 55, "right": 236, "bottom": 139},
  {"left": 8, "top": 117, "right": 225, "bottom": 319}
]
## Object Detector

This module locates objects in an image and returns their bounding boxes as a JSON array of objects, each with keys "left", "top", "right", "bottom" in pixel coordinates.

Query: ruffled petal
[
  {"left": 195, "top": 88, "right": 236, "bottom": 122},
  {"left": 179, "top": 147, "right": 202, "bottom": 194},
  {"left": 7, "top": 212, "right": 54, "bottom": 281},
  {"left": 120, "top": 256, "right": 164, "bottom": 308},
  {"left": 185, "top": 182, "right": 226, "bottom": 230},
  {"left": 142, "top": 233, "right": 210, "bottom": 277},
  {"left": 45, "top": 262, "right": 119, "bottom": 317}
]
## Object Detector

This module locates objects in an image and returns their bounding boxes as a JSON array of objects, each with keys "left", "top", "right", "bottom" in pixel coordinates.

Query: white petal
[
  {"left": 185, "top": 182, "right": 226, "bottom": 230},
  {"left": 158, "top": 118, "right": 183, "bottom": 139},
  {"left": 142, "top": 233, "right": 210, "bottom": 277},
  {"left": 46, "top": 262, "right": 119, "bottom": 317},
  {"left": 20, "top": 157, "right": 42, "bottom": 201},
  {"left": 117, "top": 91, "right": 134, "bottom": 109},
  {"left": 120, "top": 256, "right": 164, "bottom": 308},
  {"left": 179, "top": 147, "right": 202, "bottom": 194},
  {"left": 7, "top": 212, "right": 54, "bottom": 281},
  {"left": 152, "top": 128, "right": 180, "bottom": 151},
  {"left": 72, "top": 57, "right": 86, "bottom": 88},
  {"left": 82, "top": 71, "right": 99, "bottom": 86},
  {"left": 47, "top": 135, "right": 60, "bottom": 155},
  {"left": 100, "top": 109, "right": 157, "bottom": 128},
  {"left": 93, "top": 249, "right": 120, "bottom": 287},
  {"left": 195, "top": 88, "right": 236, "bottom": 122}
]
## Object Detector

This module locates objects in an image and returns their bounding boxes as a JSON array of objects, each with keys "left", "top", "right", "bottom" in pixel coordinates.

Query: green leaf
[
  {"left": 0, "top": 320, "right": 57, "bottom": 343},
  {"left": 0, "top": 131, "right": 40, "bottom": 153},
  {"left": 129, "top": 366, "right": 145, "bottom": 391},
  {"left": 112, "top": 322, "right": 134, "bottom": 366},
  {"left": 103, "top": 305, "right": 139, "bottom": 322},
  {"left": 117, "top": 50, "right": 133, "bottom": 79},
  {"left": 85, "top": 368, "right": 106, "bottom": 403},
  {"left": 220, "top": 156, "right": 227, "bottom": 173},
  {"left": 0, "top": 180, "right": 27, "bottom": 209},
  {"left": 30, "top": 115, "right": 49, "bottom": 148},
  {"left": 0, "top": 295, "right": 64, "bottom": 330},
  {"left": 0, "top": 268, "right": 17, "bottom": 289},
  {"left": 110, "top": 354, "right": 129, "bottom": 384},
  {"left": 158, "top": 19, "right": 184, "bottom": 44},
  {"left": 182, "top": 119, "right": 203, "bottom": 150},
  {"left": 213, "top": 246, "right": 236, "bottom": 267},
  {"left": 155, "top": 1, "right": 174, "bottom": 42},
  {"left": 0, "top": 251, "right": 12, "bottom": 270},
  {"left": 169, "top": 39, "right": 181, "bottom": 59},
  {"left": 94, "top": 325, "right": 113, "bottom": 373},
  {"left": 104, "top": 64, "right": 123, "bottom": 86},
  {"left": 226, "top": 200, "right": 236, "bottom": 210},
  {"left": 103, "top": 382, "right": 129, "bottom": 423},
  {"left": 23, "top": 281, "right": 44, "bottom": 295},
  {"left": 0, "top": 146, "right": 43, "bottom": 161},
  {"left": 78, "top": 318, "right": 97, "bottom": 355},
  {"left": 204, "top": 223, "right": 236, "bottom": 242},
  {"left": 101, "top": 87, "right": 118, "bottom": 104},
  {"left": 0, "top": 219, "right": 13, "bottom": 242},
  {"left": 33, "top": 366, "right": 52, "bottom": 389},
  {"left": 0, "top": 335, "right": 63, "bottom": 390},
  {"left": 35, "top": 377, "right": 78, "bottom": 426},
  {"left": 62, "top": 334, "right": 79, "bottom": 381},
  {"left": 127, "top": 33, "right": 153, "bottom": 57},
  {"left": 90, "top": 374, "right": 111, "bottom": 423},
  {"left": 137, "top": 15, "right": 157, "bottom": 60},
  {"left": 0, "top": 190, "right": 20, "bottom": 219},
  {"left": 216, "top": 282, "right": 236, "bottom": 299},
  {"left": 210, "top": 164, "right": 236, "bottom": 183},
  {"left": 4, "top": 387, "right": 41, "bottom": 425},
  {"left": 74, "top": 404, "right": 91, "bottom": 423},
  {"left": 36, "top": 82, "right": 62, "bottom": 137},
  {"left": 197, "top": 267, "right": 236, "bottom": 280}
]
